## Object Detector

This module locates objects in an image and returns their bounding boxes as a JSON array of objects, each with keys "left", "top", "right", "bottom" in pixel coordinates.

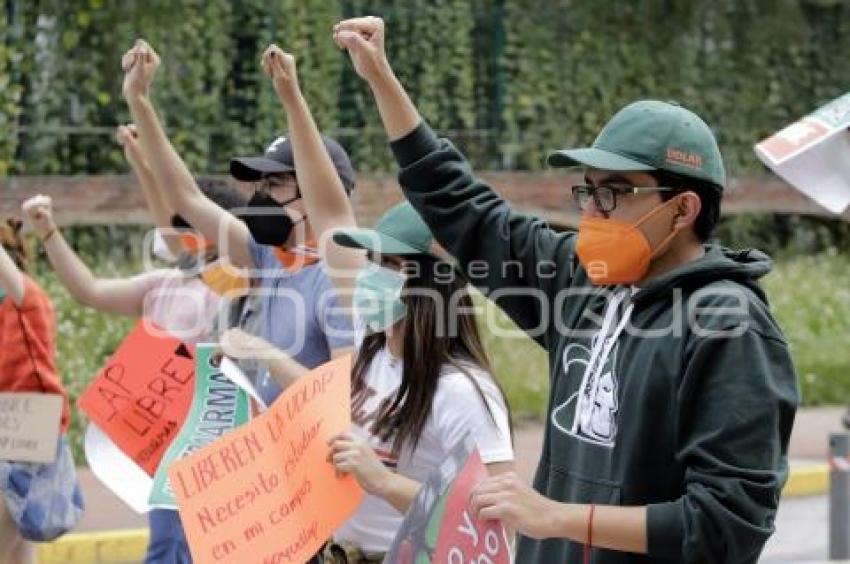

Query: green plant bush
[{"left": 0, "top": 1, "right": 847, "bottom": 176}]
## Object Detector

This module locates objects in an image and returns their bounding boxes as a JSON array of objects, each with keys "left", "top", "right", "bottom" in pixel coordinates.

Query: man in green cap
[{"left": 334, "top": 16, "right": 799, "bottom": 563}]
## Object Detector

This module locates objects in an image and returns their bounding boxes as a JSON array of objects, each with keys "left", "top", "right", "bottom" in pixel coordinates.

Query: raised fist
[
  {"left": 121, "top": 39, "right": 160, "bottom": 100},
  {"left": 21, "top": 194, "right": 55, "bottom": 238},
  {"left": 115, "top": 124, "right": 144, "bottom": 166},
  {"left": 332, "top": 16, "right": 389, "bottom": 83},
  {"left": 261, "top": 44, "right": 300, "bottom": 99}
]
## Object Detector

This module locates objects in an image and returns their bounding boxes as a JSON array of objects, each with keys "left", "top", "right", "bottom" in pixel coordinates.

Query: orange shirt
[{"left": 0, "top": 275, "right": 70, "bottom": 432}]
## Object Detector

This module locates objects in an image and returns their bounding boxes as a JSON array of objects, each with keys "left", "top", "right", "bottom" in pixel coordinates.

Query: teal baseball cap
[
  {"left": 333, "top": 202, "right": 436, "bottom": 257},
  {"left": 548, "top": 100, "right": 726, "bottom": 188}
]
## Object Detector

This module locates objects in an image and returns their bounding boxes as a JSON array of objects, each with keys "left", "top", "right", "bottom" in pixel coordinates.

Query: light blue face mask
[
  {"left": 0, "top": 286, "right": 5, "bottom": 302},
  {"left": 353, "top": 264, "right": 407, "bottom": 333}
]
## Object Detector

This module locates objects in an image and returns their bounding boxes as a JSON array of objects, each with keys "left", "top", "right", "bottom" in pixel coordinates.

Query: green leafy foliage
[{"left": 2, "top": 1, "right": 845, "bottom": 176}]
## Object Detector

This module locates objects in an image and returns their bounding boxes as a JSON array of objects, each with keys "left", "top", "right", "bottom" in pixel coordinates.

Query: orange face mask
[
  {"left": 576, "top": 198, "right": 681, "bottom": 286},
  {"left": 179, "top": 233, "right": 212, "bottom": 253},
  {"left": 273, "top": 242, "right": 320, "bottom": 273},
  {"left": 200, "top": 262, "right": 250, "bottom": 297}
]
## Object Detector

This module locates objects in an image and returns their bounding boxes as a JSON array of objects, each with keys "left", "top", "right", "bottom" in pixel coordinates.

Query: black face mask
[
  {"left": 171, "top": 214, "right": 190, "bottom": 229},
  {"left": 242, "top": 191, "right": 305, "bottom": 247}
]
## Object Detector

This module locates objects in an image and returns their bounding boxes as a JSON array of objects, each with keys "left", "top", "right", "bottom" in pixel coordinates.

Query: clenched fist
[
  {"left": 327, "top": 431, "right": 390, "bottom": 496},
  {"left": 115, "top": 124, "right": 145, "bottom": 167},
  {"left": 21, "top": 195, "right": 56, "bottom": 239},
  {"left": 332, "top": 16, "right": 390, "bottom": 84},
  {"left": 121, "top": 39, "right": 160, "bottom": 100},
  {"left": 261, "top": 44, "right": 300, "bottom": 100}
]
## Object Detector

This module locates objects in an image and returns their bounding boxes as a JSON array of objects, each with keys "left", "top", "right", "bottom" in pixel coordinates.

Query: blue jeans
[{"left": 145, "top": 509, "right": 191, "bottom": 564}]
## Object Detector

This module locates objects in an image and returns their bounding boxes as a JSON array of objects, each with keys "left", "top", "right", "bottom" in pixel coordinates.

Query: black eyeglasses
[
  {"left": 258, "top": 175, "right": 300, "bottom": 200},
  {"left": 264, "top": 175, "right": 297, "bottom": 187},
  {"left": 571, "top": 184, "right": 676, "bottom": 213}
]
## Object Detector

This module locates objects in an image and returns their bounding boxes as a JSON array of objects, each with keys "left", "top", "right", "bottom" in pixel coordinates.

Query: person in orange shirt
[
  {"left": 0, "top": 219, "right": 83, "bottom": 564},
  {"left": 22, "top": 125, "right": 248, "bottom": 564}
]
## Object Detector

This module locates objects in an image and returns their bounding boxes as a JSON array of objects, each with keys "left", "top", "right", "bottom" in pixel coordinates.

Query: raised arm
[
  {"left": 0, "top": 221, "right": 24, "bottom": 306},
  {"left": 121, "top": 40, "right": 254, "bottom": 268},
  {"left": 116, "top": 124, "right": 181, "bottom": 259},
  {"left": 333, "top": 17, "right": 420, "bottom": 142},
  {"left": 22, "top": 196, "right": 148, "bottom": 316},
  {"left": 260, "top": 44, "right": 363, "bottom": 309},
  {"left": 217, "top": 45, "right": 363, "bottom": 391},
  {"left": 334, "top": 18, "right": 572, "bottom": 340}
]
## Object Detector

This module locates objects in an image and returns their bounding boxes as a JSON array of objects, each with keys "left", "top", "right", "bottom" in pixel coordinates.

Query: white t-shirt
[
  {"left": 132, "top": 268, "right": 221, "bottom": 344},
  {"left": 333, "top": 324, "right": 514, "bottom": 553}
]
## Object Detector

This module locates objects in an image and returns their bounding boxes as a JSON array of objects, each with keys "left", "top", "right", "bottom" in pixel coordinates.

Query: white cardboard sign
[
  {"left": 0, "top": 392, "right": 63, "bottom": 463},
  {"left": 755, "top": 92, "right": 850, "bottom": 215},
  {"left": 84, "top": 423, "right": 153, "bottom": 514}
]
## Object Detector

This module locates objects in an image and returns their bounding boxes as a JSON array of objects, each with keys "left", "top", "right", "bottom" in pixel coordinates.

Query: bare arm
[
  {"left": 333, "top": 17, "right": 421, "bottom": 142},
  {"left": 117, "top": 124, "right": 182, "bottom": 259},
  {"left": 375, "top": 472, "right": 422, "bottom": 514},
  {"left": 22, "top": 196, "right": 147, "bottom": 317},
  {"left": 121, "top": 40, "right": 254, "bottom": 268},
  {"left": 214, "top": 48, "right": 360, "bottom": 390},
  {"left": 220, "top": 328, "right": 308, "bottom": 391},
  {"left": 262, "top": 45, "right": 363, "bottom": 310},
  {"left": 0, "top": 240, "right": 24, "bottom": 306},
  {"left": 470, "top": 472, "right": 647, "bottom": 554},
  {"left": 383, "top": 459, "right": 514, "bottom": 515}
]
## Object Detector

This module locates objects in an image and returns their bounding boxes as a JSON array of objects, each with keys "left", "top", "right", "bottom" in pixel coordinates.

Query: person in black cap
[
  {"left": 230, "top": 132, "right": 355, "bottom": 249},
  {"left": 120, "top": 39, "right": 354, "bottom": 419}
]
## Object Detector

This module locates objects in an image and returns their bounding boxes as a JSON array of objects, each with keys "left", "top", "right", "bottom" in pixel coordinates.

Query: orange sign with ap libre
[{"left": 78, "top": 320, "right": 195, "bottom": 476}]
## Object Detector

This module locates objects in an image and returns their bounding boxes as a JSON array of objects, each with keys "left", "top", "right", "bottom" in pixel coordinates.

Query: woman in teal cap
[{"left": 258, "top": 44, "right": 515, "bottom": 562}]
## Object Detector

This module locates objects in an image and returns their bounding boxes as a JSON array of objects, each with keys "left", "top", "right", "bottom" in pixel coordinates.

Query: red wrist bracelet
[{"left": 583, "top": 503, "right": 595, "bottom": 564}]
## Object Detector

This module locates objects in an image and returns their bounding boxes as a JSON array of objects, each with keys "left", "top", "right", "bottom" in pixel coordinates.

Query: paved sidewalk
[
  {"left": 787, "top": 405, "right": 847, "bottom": 459},
  {"left": 761, "top": 494, "right": 829, "bottom": 562}
]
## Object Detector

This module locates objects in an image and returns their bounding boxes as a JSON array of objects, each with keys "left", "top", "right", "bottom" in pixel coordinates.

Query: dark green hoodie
[{"left": 390, "top": 123, "right": 799, "bottom": 563}]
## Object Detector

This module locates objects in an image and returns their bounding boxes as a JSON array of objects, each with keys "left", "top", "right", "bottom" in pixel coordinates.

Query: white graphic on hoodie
[{"left": 551, "top": 290, "right": 632, "bottom": 448}]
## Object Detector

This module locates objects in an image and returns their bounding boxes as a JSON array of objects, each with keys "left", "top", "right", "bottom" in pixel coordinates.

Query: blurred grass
[
  {"left": 762, "top": 249, "right": 850, "bottom": 406},
  {"left": 31, "top": 248, "right": 849, "bottom": 461}
]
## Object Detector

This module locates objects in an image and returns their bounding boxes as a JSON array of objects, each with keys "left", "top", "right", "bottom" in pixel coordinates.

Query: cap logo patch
[
  {"left": 665, "top": 148, "right": 703, "bottom": 170},
  {"left": 265, "top": 136, "right": 287, "bottom": 155}
]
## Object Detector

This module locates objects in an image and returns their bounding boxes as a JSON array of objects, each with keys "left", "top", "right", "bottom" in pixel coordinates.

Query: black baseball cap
[{"left": 230, "top": 135, "right": 356, "bottom": 193}]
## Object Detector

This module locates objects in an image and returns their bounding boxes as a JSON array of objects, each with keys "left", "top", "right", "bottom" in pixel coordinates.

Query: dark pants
[{"left": 145, "top": 509, "right": 192, "bottom": 564}]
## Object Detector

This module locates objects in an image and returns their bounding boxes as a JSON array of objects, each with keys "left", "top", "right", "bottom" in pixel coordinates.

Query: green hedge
[{"left": 0, "top": 0, "right": 847, "bottom": 176}]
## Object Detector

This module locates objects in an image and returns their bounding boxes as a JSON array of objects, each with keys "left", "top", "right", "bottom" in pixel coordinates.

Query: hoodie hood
[{"left": 634, "top": 244, "right": 773, "bottom": 307}]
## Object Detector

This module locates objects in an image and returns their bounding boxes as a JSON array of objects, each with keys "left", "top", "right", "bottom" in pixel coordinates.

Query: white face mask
[{"left": 152, "top": 230, "right": 178, "bottom": 263}]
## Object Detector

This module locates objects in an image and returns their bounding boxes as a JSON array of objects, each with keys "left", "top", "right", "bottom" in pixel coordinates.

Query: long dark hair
[
  {"left": 0, "top": 218, "right": 29, "bottom": 273},
  {"left": 352, "top": 255, "right": 512, "bottom": 456}
]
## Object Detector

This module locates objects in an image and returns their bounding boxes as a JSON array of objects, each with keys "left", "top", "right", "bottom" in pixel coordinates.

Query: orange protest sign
[
  {"left": 77, "top": 320, "right": 195, "bottom": 476},
  {"left": 168, "top": 354, "right": 363, "bottom": 564}
]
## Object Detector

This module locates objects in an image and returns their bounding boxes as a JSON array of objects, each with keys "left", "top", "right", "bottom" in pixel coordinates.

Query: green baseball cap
[
  {"left": 548, "top": 100, "right": 726, "bottom": 188},
  {"left": 333, "top": 202, "right": 435, "bottom": 256}
]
